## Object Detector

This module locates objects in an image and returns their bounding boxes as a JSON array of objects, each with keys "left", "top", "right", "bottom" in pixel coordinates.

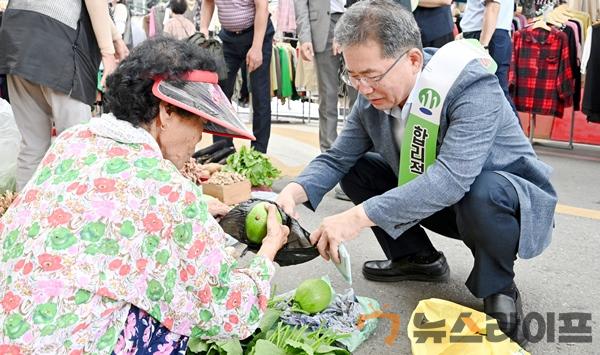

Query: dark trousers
[
  {"left": 214, "top": 19, "right": 274, "bottom": 153},
  {"left": 463, "top": 29, "right": 518, "bottom": 116},
  {"left": 340, "top": 152, "right": 520, "bottom": 298}
]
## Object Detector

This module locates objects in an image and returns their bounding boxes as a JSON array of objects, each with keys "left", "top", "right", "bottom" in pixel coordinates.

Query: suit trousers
[
  {"left": 7, "top": 74, "right": 91, "bottom": 192},
  {"left": 314, "top": 13, "right": 357, "bottom": 152},
  {"left": 340, "top": 152, "right": 521, "bottom": 298},
  {"left": 214, "top": 20, "right": 274, "bottom": 153}
]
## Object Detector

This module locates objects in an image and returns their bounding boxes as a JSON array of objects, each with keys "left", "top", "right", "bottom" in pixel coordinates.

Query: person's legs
[
  {"left": 239, "top": 65, "right": 249, "bottom": 106},
  {"left": 489, "top": 29, "right": 518, "bottom": 115},
  {"left": 450, "top": 171, "right": 524, "bottom": 345},
  {"left": 248, "top": 20, "right": 274, "bottom": 153},
  {"left": 314, "top": 15, "right": 343, "bottom": 153},
  {"left": 214, "top": 30, "right": 246, "bottom": 148},
  {"left": 451, "top": 171, "right": 520, "bottom": 298},
  {"left": 46, "top": 85, "right": 91, "bottom": 135},
  {"left": 8, "top": 75, "right": 53, "bottom": 191}
]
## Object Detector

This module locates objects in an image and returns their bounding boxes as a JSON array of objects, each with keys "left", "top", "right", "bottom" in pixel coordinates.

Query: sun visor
[{"left": 152, "top": 70, "right": 255, "bottom": 140}]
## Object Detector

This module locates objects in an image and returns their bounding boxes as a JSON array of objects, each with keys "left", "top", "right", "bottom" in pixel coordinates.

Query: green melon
[
  {"left": 245, "top": 202, "right": 282, "bottom": 244},
  {"left": 294, "top": 278, "right": 332, "bottom": 314}
]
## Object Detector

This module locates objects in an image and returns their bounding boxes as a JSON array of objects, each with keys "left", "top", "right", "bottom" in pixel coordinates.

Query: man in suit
[
  {"left": 295, "top": 0, "right": 357, "bottom": 153},
  {"left": 277, "top": 0, "right": 556, "bottom": 346}
]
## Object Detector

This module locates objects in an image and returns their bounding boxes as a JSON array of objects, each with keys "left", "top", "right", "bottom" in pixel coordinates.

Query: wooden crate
[{"left": 202, "top": 180, "right": 251, "bottom": 205}]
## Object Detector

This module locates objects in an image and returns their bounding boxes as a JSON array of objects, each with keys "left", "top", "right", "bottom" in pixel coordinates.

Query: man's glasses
[{"left": 341, "top": 48, "right": 411, "bottom": 89}]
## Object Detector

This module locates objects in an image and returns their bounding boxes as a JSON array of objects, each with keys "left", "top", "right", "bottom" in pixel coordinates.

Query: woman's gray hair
[{"left": 334, "top": 0, "right": 422, "bottom": 58}]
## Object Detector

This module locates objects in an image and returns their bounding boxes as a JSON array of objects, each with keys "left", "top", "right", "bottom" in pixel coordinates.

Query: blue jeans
[
  {"left": 214, "top": 19, "right": 275, "bottom": 153},
  {"left": 463, "top": 29, "right": 518, "bottom": 116},
  {"left": 340, "top": 152, "right": 521, "bottom": 298}
]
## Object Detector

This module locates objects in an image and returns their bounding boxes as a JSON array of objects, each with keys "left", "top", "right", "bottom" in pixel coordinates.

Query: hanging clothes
[
  {"left": 562, "top": 25, "right": 581, "bottom": 110},
  {"left": 277, "top": 0, "right": 296, "bottom": 33},
  {"left": 566, "top": 20, "right": 582, "bottom": 61},
  {"left": 581, "top": 25, "right": 593, "bottom": 74},
  {"left": 568, "top": 0, "right": 599, "bottom": 22},
  {"left": 270, "top": 47, "right": 279, "bottom": 95},
  {"left": 295, "top": 55, "right": 318, "bottom": 93},
  {"left": 582, "top": 24, "right": 600, "bottom": 123},
  {"left": 509, "top": 27, "right": 574, "bottom": 118},
  {"left": 278, "top": 45, "right": 293, "bottom": 98},
  {"left": 150, "top": 4, "right": 166, "bottom": 36}
]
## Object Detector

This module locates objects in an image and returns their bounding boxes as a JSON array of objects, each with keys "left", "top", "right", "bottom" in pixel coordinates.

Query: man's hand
[
  {"left": 275, "top": 182, "right": 307, "bottom": 219},
  {"left": 113, "top": 38, "right": 129, "bottom": 62},
  {"left": 299, "top": 42, "right": 314, "bottom": 61},
  {"left": 309, "top": 205, "right": 374, "bottom": 264},
  {"left": 246, "top": 45, "right": 263, "bottom": 72},
  {"left": 275, "top": 192, "right": 299, "bottom": 219}
]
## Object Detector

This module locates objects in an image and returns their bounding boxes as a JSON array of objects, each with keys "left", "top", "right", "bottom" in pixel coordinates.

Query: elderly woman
[{"left": 0, "top": 37, "right": 289, "bottom": 354}]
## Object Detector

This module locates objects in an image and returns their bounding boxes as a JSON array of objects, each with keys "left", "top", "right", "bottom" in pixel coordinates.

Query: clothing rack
[{"left": 528, "top": 111, "right": 575, "bottom": 149}]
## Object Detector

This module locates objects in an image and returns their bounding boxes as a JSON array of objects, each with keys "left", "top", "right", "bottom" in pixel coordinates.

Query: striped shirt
[{"left": 215, "top": 0, "right": 255, "bottom": 32}]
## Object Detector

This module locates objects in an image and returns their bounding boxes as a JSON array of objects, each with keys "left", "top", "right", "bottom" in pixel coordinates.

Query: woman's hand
[
  {"left": 206, "top": 198, "right": 231, "bottom": 219},
  {"left": 257, "top": 204, "right": 289, "bottom": 261}
]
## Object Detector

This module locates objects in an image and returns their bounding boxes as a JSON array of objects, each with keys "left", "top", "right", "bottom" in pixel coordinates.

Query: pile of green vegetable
[
  {"left": 224, "top": 146, "right": 281, "bottom": 187},
  {"left": 187, "top": 279, "right": 347, "bottom": 355},
  {"left": 186, "top": 309, "right": 349, "bottom": 355}
]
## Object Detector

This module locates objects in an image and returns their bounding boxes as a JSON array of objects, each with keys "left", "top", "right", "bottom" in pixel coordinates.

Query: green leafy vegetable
[{"left": 224, "top": 146, "right": 281, "bottom": 187}]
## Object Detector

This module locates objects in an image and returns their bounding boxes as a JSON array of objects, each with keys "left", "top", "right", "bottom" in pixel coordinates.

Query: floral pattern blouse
[{"left": 0, "top": 117, "right": 275, "bottom": 354}]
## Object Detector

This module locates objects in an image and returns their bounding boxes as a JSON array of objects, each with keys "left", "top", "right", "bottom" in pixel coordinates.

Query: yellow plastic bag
[{"left": 407, "top": 298, "right": 529, "bottom": 355}]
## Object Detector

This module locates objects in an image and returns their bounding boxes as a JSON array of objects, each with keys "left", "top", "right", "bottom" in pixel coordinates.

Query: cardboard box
[{"left": 202, "top": 180, "right": 251, "bottom": 205}]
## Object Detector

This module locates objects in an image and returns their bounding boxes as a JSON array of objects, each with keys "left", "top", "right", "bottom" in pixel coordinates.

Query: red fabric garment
[{"left": 509, "top": 27, "right": 574, "bottom": 118}]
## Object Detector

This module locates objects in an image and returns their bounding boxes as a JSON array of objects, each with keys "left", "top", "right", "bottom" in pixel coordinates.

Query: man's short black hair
[
  {"left": 104, "top": 37, "right": 218, "bottom": 127},
  {"left": 170, "top": 0, "right": 188, "bottom": 15}
]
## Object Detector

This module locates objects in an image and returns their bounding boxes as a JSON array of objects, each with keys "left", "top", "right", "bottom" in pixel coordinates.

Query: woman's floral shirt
[{"left": 0, "top": 122, "right": 275, "bottom": 354}]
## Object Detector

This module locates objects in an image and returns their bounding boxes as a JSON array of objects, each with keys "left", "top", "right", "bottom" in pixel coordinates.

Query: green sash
[{"left": 398, "top": 39, "right": 497, "bottom": 186}]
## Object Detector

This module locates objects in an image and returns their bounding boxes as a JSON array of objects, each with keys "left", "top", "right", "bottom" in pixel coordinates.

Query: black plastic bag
[{"left": 219, "top": 199, "right": 319, "bottom": 266}]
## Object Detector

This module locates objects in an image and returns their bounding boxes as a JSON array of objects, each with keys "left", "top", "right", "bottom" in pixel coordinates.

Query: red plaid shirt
[{"left": 509, "top": 27, "right": 574, "bottom": 117}]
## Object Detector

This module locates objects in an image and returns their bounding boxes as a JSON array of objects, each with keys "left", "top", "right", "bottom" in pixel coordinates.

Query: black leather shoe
[
  {"left": 362, "top": 251, "right": 450, "bottom": 282},
  {"left": 484, "top": 285, "right": 528, "bottom": 348}
]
